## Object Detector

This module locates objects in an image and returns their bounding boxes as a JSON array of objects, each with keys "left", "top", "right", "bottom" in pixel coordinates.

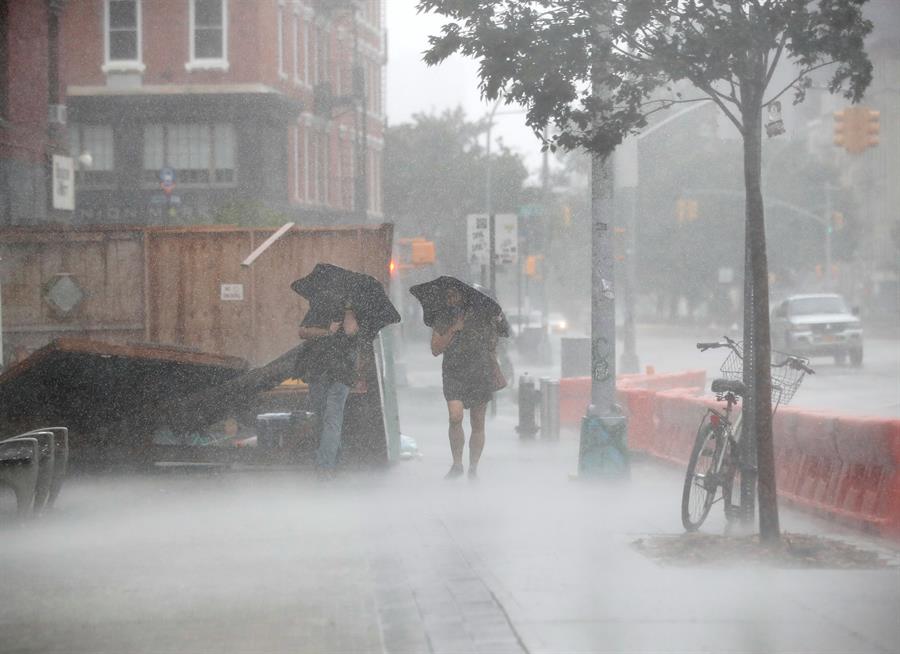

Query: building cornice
[{"left": 67, "top": 83, "right": 285, "bottom": 97}]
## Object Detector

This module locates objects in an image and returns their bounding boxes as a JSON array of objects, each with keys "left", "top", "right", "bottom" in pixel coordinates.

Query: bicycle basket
[
  {"left": 770, "top": 351, "right": 807, "bottom": 406},
  {"left": 718, "top": 341, "right": 744, "bottom": 381},
  {"left": 718, "top": 341, "right": 807, "bottom": 407}
]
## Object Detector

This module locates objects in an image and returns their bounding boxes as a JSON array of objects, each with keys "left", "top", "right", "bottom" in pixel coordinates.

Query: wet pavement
[{"left": 1, "top": 345, "right": 899, "bottom": 653}]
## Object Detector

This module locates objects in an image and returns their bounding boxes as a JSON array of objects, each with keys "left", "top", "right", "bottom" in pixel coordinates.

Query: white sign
[
  {"left": 52, "top": 155, "right": 75, "bottom": 210},
  {"left": 466, "top": 213, "right": 518, "bottom": 265},
  {"left": 220, "top": 283, "right": 244, "bottom": 301},
  {"left": 494, "top": 213, "right": 518, "bottom": 264},
  {"left": 467, "top": 214, "right": 490, "bottom": 265}
]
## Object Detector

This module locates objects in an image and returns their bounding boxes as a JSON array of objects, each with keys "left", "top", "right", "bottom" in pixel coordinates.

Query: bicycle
[{"left": 681, "top": 336, "right": 814, "bottom": 531}]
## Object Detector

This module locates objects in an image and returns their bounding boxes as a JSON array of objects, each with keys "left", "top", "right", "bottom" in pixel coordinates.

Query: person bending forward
[{"left": 431, "top": 288, "right": 502, "bottom": 479}]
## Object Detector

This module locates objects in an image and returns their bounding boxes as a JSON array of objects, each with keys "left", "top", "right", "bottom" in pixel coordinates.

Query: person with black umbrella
[
  {"left": 293, "top": 264, "right": 400, "bottom": 477},
  {"left": 410, "top": 277, "right": 508, "bottom": 479}
]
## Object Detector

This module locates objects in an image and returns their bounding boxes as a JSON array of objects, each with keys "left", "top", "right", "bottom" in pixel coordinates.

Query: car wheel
[
  {"left": 833, "top": 351, "right": 847, "bottom": 366},
  {"left": 850, "top": 347, "right": 863, "bottom": 367}
]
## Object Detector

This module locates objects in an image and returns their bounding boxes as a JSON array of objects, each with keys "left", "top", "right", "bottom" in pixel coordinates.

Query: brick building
[
  {"left": 0, "top": 0, "right": 69, "bottom": 225},
  {"left": 60, "top": 0, "right": 385, "bottom": 225}
]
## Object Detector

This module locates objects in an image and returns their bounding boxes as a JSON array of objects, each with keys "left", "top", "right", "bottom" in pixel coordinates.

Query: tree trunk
[{"left": 742, "top": 91, "right": 780, "bottom": 542}]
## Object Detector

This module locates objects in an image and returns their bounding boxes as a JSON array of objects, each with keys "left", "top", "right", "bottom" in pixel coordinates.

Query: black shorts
[{"left": 442, "top": 373, "right": 492, "bottom": 409}]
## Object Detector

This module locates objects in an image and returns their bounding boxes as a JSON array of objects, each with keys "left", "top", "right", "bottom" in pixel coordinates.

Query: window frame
[
  {"left": 141, "top": 122, "right": 237, "bottom": 189},
  {"left": 69, "top": 124, "right": 118, "bottom": 190},
  {"left": 277, "top": 0, "right": 286, "bottom": 79},
  {"left": 186, "top": 0, "right": 229, "bottom": 72},
  {"left": 102, "top": 0, "right": 145, "bottom": 74}
]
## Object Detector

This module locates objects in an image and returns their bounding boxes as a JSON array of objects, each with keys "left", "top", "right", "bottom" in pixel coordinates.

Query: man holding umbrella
[{"left": 293, "top": 264, "right": 400, "bottom": 476}]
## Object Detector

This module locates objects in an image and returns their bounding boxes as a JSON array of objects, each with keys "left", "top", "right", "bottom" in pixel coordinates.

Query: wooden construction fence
[{"left": 0, "top": 223, "right": 394, "bottom": 366}]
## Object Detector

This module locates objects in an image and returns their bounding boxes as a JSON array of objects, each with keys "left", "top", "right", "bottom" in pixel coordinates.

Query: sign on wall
[
  {"left": 220, "top": 284, "right": 244, "bottom": 301},
  {"left": 52, "top": 155, "right": 75, "bottom": 211}
]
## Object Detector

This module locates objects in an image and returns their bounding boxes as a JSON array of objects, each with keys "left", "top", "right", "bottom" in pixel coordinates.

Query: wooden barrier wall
[{"left": 0, "top": 224, "right": 394, "bottom": 366}]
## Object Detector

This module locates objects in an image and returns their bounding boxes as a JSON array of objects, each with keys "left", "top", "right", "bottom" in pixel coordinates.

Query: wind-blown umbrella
[
  {"left": 409, "top": 276, "right": 509, "bottom": 336},
  {"left": 291, "top": 263, "right": 400, "bottom": 337}
]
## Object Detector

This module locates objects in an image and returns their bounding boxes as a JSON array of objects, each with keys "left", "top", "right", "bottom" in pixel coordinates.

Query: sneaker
[
  {"left": 444, "top": 463, "right": 464, "bottom": 479},
  {"left": 467, "top": 466, "right": 478, "bottom": 480}
]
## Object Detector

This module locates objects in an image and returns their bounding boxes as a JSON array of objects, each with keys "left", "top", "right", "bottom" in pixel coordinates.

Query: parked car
[{"left": 770, "top": 293, "right": 863, "bottom": 366}]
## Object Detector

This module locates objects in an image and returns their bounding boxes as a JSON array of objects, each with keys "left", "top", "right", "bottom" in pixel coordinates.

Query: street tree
[
  {"left": 419, "top": 0, "right": 873, "bottom": 540},
  {"left": 384, "top": 107, "right": 529, "bottom": 277}
]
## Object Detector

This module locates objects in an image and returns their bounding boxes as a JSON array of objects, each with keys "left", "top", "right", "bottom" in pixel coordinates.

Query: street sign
[
  {"left": 52, "top": 155, "right": 75, "bottom": 210},
  {"left": 150, "top": 194, "right": 181, "bottom": 205},
  {"left": 494, "top": 213, "right": 518, "bottom": 264},
  {"left": 467, "top": 213, "right": 518, "bottom": 265},
  {"left": 159, "top": 167, "right": 176, "bottom": 195},
  {"left": 467, "top": 214, "right": 490, "bottom": 265}
]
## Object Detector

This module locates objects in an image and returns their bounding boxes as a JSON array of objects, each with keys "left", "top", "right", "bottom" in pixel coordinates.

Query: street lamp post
[{"left": 613, "top": 101, "right": 713, "bottom": 374}]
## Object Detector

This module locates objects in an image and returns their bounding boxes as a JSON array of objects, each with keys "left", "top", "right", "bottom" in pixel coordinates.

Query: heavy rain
[{"left": 0, "top": 1, "right": 898, "bottom": 653}]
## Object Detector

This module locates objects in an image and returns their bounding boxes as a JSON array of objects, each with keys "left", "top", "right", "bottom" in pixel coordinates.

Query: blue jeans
[{"left": 307, "top": 381, "right": 351, "bottom": 470}]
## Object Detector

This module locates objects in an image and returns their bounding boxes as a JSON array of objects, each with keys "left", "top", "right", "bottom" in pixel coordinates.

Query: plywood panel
[{"left": 1, "top": 224, "right": 393, "bottom": 366}]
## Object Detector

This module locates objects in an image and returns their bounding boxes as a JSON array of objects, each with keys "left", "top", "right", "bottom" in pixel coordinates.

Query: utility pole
[
  {"left": 350, "top": 1, "right": 368, "bottom": 223},
  {"left": 578, "top": 143, "right": 628, "bottom": 475},
  {"left": 615, "top": 137, "right": 639, "bottom": 374}
]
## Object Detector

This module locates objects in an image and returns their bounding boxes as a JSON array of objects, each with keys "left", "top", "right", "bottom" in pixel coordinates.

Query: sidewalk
[{"left": 1, "top": 369, "right": 898, "bottom": 653}]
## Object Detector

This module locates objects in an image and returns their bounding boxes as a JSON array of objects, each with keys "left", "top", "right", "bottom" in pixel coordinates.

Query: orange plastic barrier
[
  {"left": 559, "top": 370, "right": 708, "bottom": 428},
  {"left": 651, "top": 390, "right": 900, "bottom": 541},
  {"left": 560, "top": 370, "right": 900, "bottom": 541}
]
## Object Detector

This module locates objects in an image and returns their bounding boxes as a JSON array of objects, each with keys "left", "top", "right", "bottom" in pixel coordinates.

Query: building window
[
  {"left": 314, "top": 26, "right": 328, "bottom": 84},
  {"left": 142, "top": 123, "right": 235, "bottom": 186},
  {"left": 187, "top": 0, "right": 228, "bottom": 70},
  {"left": 103, "top": 0, "right": 144, "bottom": 73},
  {"left": 69, "top": 125, "right": 116, "bottom": 187},
  {"left": 277, "top": 1, "right": 286, "bottom": 79},
  {"left": 292, "top": 11, "right": 302, "bottom": 85}
]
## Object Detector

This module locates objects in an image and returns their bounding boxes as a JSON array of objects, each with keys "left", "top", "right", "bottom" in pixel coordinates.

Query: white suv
[{"left": 771, "top": 293, "right": 863, "bottom": 366}]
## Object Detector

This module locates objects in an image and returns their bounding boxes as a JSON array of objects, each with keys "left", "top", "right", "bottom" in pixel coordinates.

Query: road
[
  {"left": 2, "top": 353, "right": 899, "bottom": 654},
  {"left": 509, "top": 325, "right": 900, "bottom": 417}
]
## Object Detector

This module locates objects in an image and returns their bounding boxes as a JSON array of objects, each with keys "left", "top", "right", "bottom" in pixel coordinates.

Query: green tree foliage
[
  {"left": 419, "top": 0, "right": 873, "bottom": 540},
  {"left": 384, "top": 107, "right": 528, "bottom": 275}
]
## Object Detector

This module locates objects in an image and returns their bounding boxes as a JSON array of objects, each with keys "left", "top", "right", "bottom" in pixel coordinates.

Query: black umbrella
[
  {"left": 291, "top": 263, "right": 400, "bottom": 337},
  {"left": 409, "top": 276, "right": 509, "bottom": 336}
]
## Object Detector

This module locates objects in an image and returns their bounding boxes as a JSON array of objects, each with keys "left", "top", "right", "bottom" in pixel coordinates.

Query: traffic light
[
  {"left": 676, "top": 198, "right": 698, "bottom": 224},
  {"left": 410, "top": 239, "right": 436, "bottom": 265},
  {"left": 833, "top": 106, "right": 880, "bottom": 154},
  {"left": 831, "top": 211, "right": 845, "bottom": 232},
  {"left": 525, "top": 254, "right": 542, "bottom": 279}
]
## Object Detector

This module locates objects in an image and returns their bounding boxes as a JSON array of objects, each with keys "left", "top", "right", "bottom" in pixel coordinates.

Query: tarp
[{"left": 0, "top": 338, "right": 248, "bottom": 437}]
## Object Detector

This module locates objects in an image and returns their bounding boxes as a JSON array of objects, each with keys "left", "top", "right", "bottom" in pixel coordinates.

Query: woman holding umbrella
[{"left": 411, "top": 278, "right": 508, "bottom": 479}]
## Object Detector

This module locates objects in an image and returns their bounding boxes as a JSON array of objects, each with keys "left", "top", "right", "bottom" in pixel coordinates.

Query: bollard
[
  {"left": 539, "top": 377, "right": 550, "bottom": 436},
  {"left": 540, "top": 378, "right": 560, "bottom": 440},
  {"left": 516, "top": 374, "right": 539, "bottom": 438}
]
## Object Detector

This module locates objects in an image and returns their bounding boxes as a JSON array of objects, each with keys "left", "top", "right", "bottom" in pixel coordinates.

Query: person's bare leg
[
  {"left": 468, "top": 402, "right": 488, "bottom": 477},
  {"left": 446, "top": 400, "right": 465, "bottom": 477}
]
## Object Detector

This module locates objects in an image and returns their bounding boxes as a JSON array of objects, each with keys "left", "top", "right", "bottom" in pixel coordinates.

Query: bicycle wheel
[{"left": 681, "top": 420, "right": 723, "bottom": 531}]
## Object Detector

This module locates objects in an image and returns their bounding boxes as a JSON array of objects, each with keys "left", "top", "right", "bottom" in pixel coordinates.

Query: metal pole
[
  {"left": 352, "top": 5, "right": 367, "bottom": 222},
  {"left": 578, "top": 145, "right": 628, "bottom": 476},
  {"left": 740, "top": 195, "right": 757, "bottom": 524},
  {"left": 824, "top": 183, "right": 833, "bottom": 289},
  {"left": 615, "top": 138, "right": 639, "bottom": 374}
]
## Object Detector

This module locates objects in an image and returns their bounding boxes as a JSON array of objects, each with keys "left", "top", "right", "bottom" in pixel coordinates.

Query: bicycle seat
[{"left": 711, "top": 378, "right": 746, "bottom": 396}]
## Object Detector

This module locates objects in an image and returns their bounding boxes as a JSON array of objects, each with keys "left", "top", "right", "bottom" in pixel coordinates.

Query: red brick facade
[
  {"left": 60, "top": 0, "right": 385, "bottom": 224},
  {"left": 0, "top": 0, "right": 68, "bottom": 224}
]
